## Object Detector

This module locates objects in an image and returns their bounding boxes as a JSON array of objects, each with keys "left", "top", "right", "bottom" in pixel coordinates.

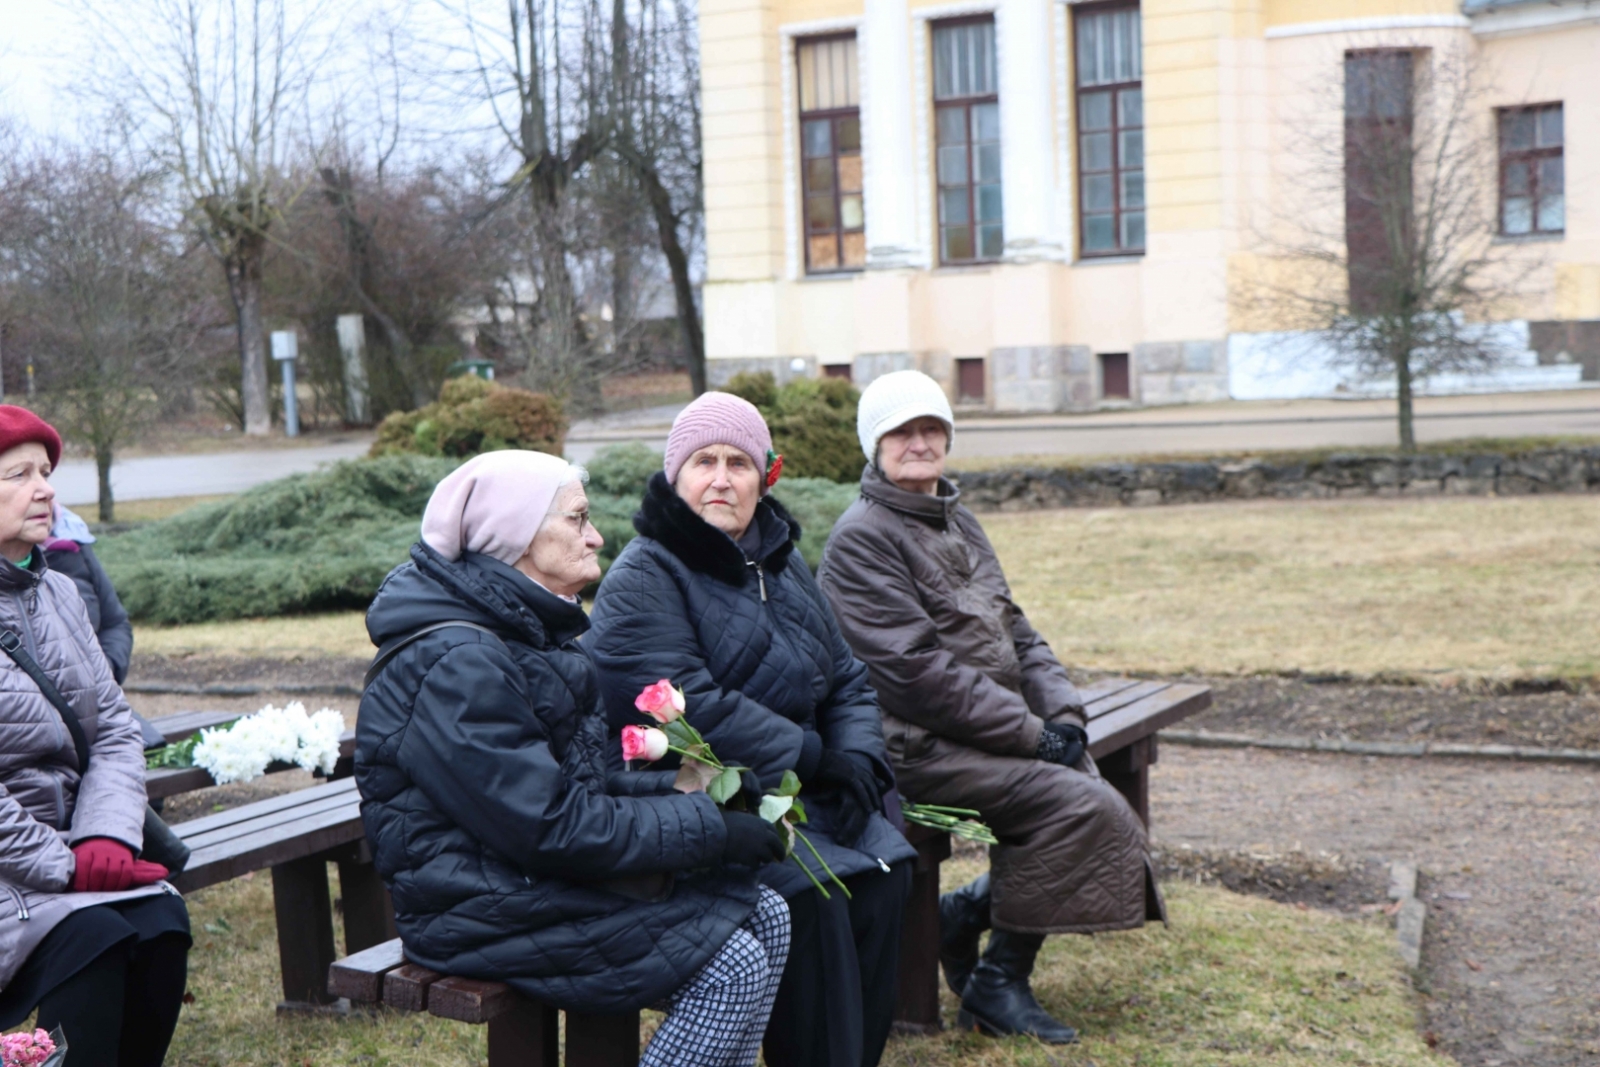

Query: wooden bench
[
  {"left": 144, "top": 710, "right": 356, "bottom": 801},
  {"left": 328, "top": 940, "right": 640, "bottom": 1067},
  {"left": 168, "top": 776, "right": 395, "bottom": 1011},
  {"left": 892, "top": 676, "right": 1212, "bottom": 1033}
]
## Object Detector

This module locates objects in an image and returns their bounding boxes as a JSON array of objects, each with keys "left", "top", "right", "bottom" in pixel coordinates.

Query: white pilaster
[
  {"left": 997, "top": 0, "right": 1064, "bottom": 261},
  {"left": 863, "top": 0, "right": 923, "bottom": 268}
]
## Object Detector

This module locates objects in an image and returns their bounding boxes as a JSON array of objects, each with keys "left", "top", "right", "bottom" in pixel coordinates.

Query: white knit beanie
[{"left": 856, "top": 370, "right": 955, "bottom": 461}]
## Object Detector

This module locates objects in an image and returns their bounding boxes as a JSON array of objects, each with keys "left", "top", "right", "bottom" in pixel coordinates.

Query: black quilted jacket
[
  {"left": 356, "top": 542, "right": 760, "bottom": 1012},
  {"left": 587, "top": 474, "right": 915, "bottom": 897}
]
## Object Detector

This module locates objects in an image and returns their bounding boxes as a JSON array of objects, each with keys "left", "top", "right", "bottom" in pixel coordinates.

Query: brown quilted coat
[{"left": 818, "top": 466, "right": 1162, "bottom": 933}]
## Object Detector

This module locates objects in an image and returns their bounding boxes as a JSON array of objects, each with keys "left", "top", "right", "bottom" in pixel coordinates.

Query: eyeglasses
[{"left": 553, "top": 508, "right": 593, "bottom": 532}]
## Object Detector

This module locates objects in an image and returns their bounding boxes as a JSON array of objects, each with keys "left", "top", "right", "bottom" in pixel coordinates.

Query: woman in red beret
[{"left": 0, "top": 406, "right": 192, "bottom": 1066}]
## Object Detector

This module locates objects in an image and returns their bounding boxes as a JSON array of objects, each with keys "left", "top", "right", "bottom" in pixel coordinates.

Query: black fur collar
[{"left": 634, "top": 471, "right": 801, "bottom": 587}]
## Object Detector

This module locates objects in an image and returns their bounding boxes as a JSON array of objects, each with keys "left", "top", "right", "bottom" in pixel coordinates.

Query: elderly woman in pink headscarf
[{"left": 355, "top": 450, "right": 790, "bottom": 1067}]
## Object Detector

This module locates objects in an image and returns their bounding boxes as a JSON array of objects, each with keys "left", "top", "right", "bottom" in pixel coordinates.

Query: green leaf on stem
[
  {"left": 777, "top": 770, "right": 801, "bottom": 797},
  {"left": 673, "top": 757, "right": 721, "bottom": 795},
  {"left": 789, "top": 798, "right": 808, "bottom": 823},
  {"left": 708, "top": 766, "right": 743, "bottom": 804},
  {"left": 758, "top": 794, "right": 794, "bottom": 824}
]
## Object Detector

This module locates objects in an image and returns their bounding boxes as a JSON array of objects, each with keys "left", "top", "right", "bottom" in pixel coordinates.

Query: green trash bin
[{"left": 447, "top": 359, "right": 496, "bottom": 381}]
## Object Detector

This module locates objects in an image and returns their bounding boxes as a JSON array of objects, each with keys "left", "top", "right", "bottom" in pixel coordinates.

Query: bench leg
[
  {"left": 566, "top": 1010, "right": 641, "bottom": 1067},
  {"left": 1099, "top": 735, "right": 1154, "bottom": 829},
  {"left": 893, "top": 830, "right": 952, "bottom": 1034},
  {"left": 271, "top": 856, "right": 338, "bottom": 1008},
  {"left": 336, "top": 851, "right": 398, "bottom": 955},
  {"left": 487, "top": 996, "right": 558, "bottom": 1067}
]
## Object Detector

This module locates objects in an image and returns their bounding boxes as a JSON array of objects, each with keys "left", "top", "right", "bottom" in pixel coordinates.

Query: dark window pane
[
  {"left": 973, "top": 102, "right": 1000, "bottom": 143},
  {"left": 1121, "top": 211, "right": 1145, "bottom": 249},
  {"left": 1538, "top": 105, "right": 1563, "bottom": 147},
  {"left": 1120, "top": 129, "right": 1144, "bottom": 167},
  {"left": 1079, "top": 91, "right": 1111, "bottom": 132},
  {"left": 1081, "top": 132, "right": 1112, "bottom": 171},
  {"left": 1082, "top": 214, "right": 1115, "bottom": 250},
  {"left": 1537, "top": 194, "right": 1564, "bottom": 232},
  {"left": 978, "top": 224, "right": 1004, "bottom": 258},
  {"left": 940, "top": 188, "right": 970, "bottom": 224},
  {"left": 837, "top": 115, "right": 861, "bottom": 152},
  {"left": 1503, "top": 197, "right": 1532, "bottom": 235},
  {"left": 1345, "top": 52, "right": 1411, "bottom": 120},
  {"left": 1504, "top": 160, "right": 1529, "bottom": 196},
  {"left": 840, "top": 195, "right": 864, "bottom": 229},
  {"left": 976, "top": 143, "right": 1001, "bottom": 183},
  {"left": 937, "top": 106, "right": 967, "bottom": 145},
  {"left": 938, "top": 145, "right": 969, "bottom": 184},
  {"left": 1118, "top": 88, "right": 1143, "bottom": 127},
  {"left": 805, "top": 158, "right": 835, "bottom": 194},
  {"left": 806, "top": 196, "right": 837, "bottom": 232},
  {"left": 1121, "top": 169, "right": 1144, "bottom": 209},
  {"left": 1082, "top": 173, "right": 1113, "bottom": 212},
  {"left": 943, "top": 225, "right": 974, "bottom": 261},
  {"left": 1539, "top": 156, "right": 1563, "bottom": 194},
  {"left": 1501, "top": 109, "right": 1535, "bottom": 151},
  {"left": 977, "top": 183, "right": 1003, "bottom": 222},
  {"left": 803, "top": 119, "right": 831, "bottom": 158}
]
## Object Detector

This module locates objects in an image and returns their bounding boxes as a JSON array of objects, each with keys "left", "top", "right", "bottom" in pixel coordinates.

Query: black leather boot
[
  {"left": 957, "top": 931, "right": 1078, "bottom": 1044},
  {"left": 938, "top": 873, "right": 991, "bottom": 995}
]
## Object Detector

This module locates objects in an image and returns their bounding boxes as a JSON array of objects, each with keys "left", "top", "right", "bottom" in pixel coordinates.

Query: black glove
[
  {"left": 813, "top": 750, "right": 882, "bottom": 847},
  {"left": 1035, "top": 722, "right": 1087, "bottom": 768},
  {"left": 720, "top": 810, "right": 787, "bottom": 867},
  {"left": 736, "top": 770, "right": 766, "bottom": 813}
]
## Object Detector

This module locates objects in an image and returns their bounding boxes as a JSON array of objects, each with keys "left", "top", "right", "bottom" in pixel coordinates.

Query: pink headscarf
[{"left": 420, "top": 450, "right": 575, "bottom": 565}]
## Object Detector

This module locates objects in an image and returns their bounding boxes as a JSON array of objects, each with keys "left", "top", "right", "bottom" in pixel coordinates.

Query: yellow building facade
[{"left": 700, "top": 0, "right": 1600, "bottom": 408}]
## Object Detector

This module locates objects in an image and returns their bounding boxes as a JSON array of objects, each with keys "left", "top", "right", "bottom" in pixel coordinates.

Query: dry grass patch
[
  {"left": 133, "top": 611, "right": 373, "bottom": 660},
  {"left": 161, "top": 862, "right": 1430, "bottom": 1067},
  {"left": 988, "top": 494, "right": 1600, "bottom": 684},
  {"left": 104, "top": 495, "right": 236, "bottom": 523}
]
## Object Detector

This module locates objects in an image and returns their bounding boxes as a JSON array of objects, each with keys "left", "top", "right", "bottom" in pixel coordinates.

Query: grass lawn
[
  {"left": 990, "top": 493, "right": 1600, "bottom": 685},
  {"left": 151, "top": 861, "right": 1430, "bottom": 1067},
  {"left": 132, "top": 492, "right": 1600, "bottom": 684}
]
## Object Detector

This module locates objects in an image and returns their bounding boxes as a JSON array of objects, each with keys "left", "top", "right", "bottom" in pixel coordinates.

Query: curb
[
  {"left": 126, "top": 682, "right": 362, "bottom": 698},
  {"left": 1161, "top": 729, "right": 1600, "bottom": 765}
]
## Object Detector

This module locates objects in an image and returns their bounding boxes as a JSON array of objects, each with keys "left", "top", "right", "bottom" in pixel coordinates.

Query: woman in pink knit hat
[{"left": 589, "top": 392, "right": 915, "bottom": 1067}]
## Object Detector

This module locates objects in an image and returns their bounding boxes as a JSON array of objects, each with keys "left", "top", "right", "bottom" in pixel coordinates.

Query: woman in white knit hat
[{"left": 817, "top": 370, "right": 1162, "bottom": 1046}]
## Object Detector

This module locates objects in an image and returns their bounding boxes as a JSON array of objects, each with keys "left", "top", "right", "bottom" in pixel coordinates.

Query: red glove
[
  {"left": 71, "top": 839, "right": 136, "bottom": 892},
  {"left": 131, "top": 861, "right": 169, "bottom": 886}
]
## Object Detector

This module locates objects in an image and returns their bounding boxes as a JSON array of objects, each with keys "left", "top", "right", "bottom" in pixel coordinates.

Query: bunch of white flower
[{"left": 191, "top": 702, "right": 347, "bottom": 785}]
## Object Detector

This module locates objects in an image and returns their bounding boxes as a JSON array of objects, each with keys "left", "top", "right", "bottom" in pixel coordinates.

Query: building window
[
  {"left": 1099, "top": 352, "right": 1130, "bottom": 398},
  {"left": 798, "top": 35, "right": 864, "bottom": 272},
  {"left": 932, "top": 18, "right": 1001, "bottom": 264},
  {"left": 1074, "top": 4, "right": 1142, "bottom": 256},
  {"left": 957, "top": 357, "right": 986, "bottom": 402},
  {"left": 1343, "top": 50, "right": 1414, "bottom": 313},
  {"left": 1499, "top": 103, "right": 1563, "bottom": 236}
]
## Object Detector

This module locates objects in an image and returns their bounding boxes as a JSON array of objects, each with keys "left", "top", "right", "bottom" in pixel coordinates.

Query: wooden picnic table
[{"left": 892, "top": 676, "right": 1212, "bottom": 1033}]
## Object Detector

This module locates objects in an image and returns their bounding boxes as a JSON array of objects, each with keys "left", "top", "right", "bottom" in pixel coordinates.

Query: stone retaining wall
[{"left": 948, "top": 447, "right": 1600, "bottom": 511}]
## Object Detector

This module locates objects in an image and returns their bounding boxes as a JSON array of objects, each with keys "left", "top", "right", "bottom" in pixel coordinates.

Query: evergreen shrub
[
  {"left": 370, "top": 376, "right": 567, "bottom": 459},
  {"left": 723, "top": 372, "right": 863, "bottom": 483}
]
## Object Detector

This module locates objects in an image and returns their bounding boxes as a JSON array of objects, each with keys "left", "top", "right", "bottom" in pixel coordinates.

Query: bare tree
[
  {"left": 0, "top": 146, "right": 203, "bottom": 520},
  {"left": 82, "top": 0, "right": 332, "bottom": 435},
  {"left": 1241, "top": 45, "right": 1535, "bottom": 450}
]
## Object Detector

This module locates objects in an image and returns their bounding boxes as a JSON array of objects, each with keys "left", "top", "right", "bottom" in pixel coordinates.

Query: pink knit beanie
[{"left": 663, "top": 392, "right": 774, "bottom": 491}]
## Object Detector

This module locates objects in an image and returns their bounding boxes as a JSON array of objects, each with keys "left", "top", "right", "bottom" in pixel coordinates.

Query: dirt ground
[{"left": 1151, "top": 745, "right": 1600, "bottom": 1067}]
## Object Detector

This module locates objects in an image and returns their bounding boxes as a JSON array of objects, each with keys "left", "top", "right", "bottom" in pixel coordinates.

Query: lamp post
[{"left": 271, "top": 331, "right": 299, "bottom": 437}]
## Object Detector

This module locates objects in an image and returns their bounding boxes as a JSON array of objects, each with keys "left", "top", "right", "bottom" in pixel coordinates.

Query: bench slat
[
  {"left": 327, "top": 938, "right": 407, "bottom": 1003},
  {"left": 177, "top": 789, "right": 360, "bottom": 851},
  {"left": 171, "top": 777, "right": 359, "bottom": 838},
  {"left": 1076, "top": 677, "right": 1145, "bottom": 706},
  {"left": 172, "top": 803, "right": 365, "bottom": 893},
  {"left": 385, "top": 963, "right": 444, "bottom": 1013},
  {"left": 1084, "top": 680, "right": 1172, "bottom": 722},
  {"left": 428, "top": 976, "right": 516, "bottom": 1024},
  {"left": 152, "top": 710, "right": 247, "bottom": 744},
  {"left": 1088, "top": 683, "right": 1213, "bottom": 758}
]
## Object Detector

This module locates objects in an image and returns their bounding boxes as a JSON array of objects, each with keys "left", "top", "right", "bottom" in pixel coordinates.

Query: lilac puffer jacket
[{"left": 0, "top": 550, "right": 168, "bottom": 992}]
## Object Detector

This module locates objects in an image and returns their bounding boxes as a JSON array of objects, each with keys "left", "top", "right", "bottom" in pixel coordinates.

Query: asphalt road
[{"left": 50, "top": 389, "right": 1600, "bottom": 503}]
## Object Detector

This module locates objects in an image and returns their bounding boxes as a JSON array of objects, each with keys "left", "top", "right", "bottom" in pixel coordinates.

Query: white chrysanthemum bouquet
[{"left": 146, "top": 702, "right": 346, "bottom": 785}]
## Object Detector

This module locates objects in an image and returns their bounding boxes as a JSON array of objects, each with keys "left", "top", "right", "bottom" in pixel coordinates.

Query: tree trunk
[
  {"left": 96, "top": 446, "right": 114, "bottom": 524},
  {"left": 228, "top": 241, "right": 272, "bottom": 435},
  {"left": 1395, "top": 351, "right": 1416, "bottom": 452},
  {"left": 637, "top": 164, "right": 706, "bottom": 396}
]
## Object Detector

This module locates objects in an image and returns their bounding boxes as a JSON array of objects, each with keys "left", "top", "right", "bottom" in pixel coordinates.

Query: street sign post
[{"left": 271, "top": 331, "right": 300, "bottom": 437}]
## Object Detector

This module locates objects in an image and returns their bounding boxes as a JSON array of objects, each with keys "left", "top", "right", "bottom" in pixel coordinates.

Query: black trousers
[{"left": 763, "top": 859, "right": 912, "bottom": 1067}]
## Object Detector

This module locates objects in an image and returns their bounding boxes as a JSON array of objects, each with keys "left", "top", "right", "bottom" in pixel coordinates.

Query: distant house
[{"left": 700, "top": 0, "right": 1597, "bottom": 410}]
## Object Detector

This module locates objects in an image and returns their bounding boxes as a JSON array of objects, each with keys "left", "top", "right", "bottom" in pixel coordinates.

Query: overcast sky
[{"left": 0, "top": 2, "right": 88, "bottom": 134}]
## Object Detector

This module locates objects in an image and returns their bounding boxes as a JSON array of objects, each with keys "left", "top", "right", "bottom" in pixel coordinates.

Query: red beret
[{"left": 0, "top": 406, "right": 62, "bottom": 469}]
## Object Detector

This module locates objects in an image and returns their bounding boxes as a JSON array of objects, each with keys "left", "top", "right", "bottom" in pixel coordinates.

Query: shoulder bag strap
[
  {"left": 363, "top": 621, "right": 503, "bottom": 691},
  {"left": 0, "top": 627, "right": 90, "bottom": 774}
]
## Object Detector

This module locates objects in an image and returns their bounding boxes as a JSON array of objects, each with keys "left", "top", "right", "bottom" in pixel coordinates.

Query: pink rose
[
  {"left": 621, "top": 725, "right": 670, "bottom": 763},
  {"left": 634, "top": 679, "right": 686, "bottom": 724}
]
